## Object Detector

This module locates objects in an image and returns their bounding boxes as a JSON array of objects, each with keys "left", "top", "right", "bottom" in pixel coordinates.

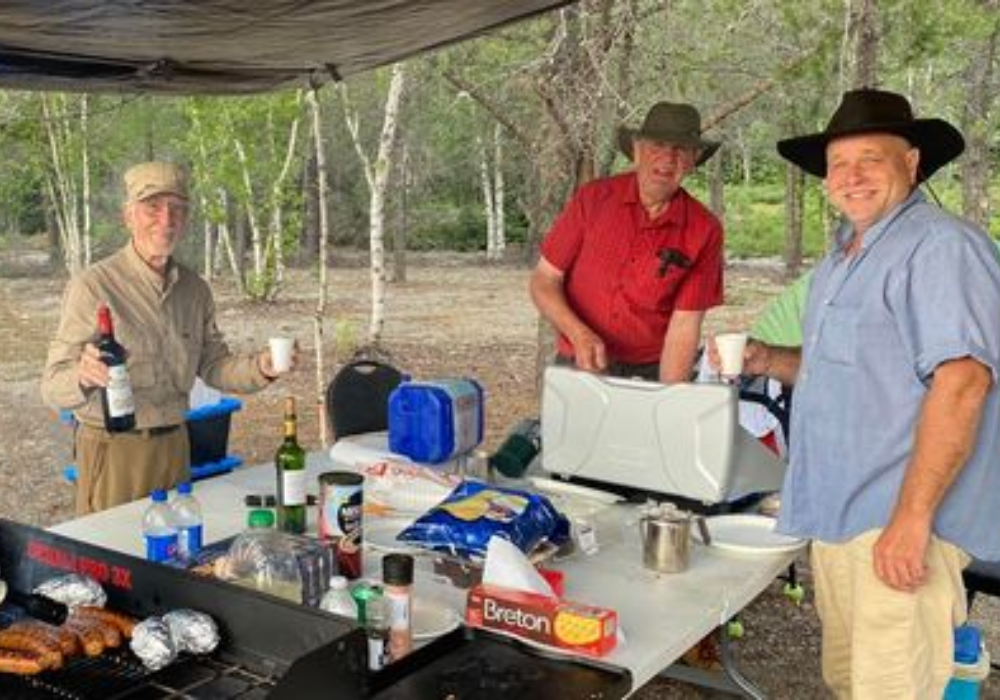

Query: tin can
[{"left": 318, "top": 471, "right": 363, "bottom": 579}]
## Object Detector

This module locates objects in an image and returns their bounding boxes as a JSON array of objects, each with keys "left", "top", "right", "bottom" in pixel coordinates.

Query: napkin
[{"left": 481, "top": 536, "right": 555, "bottom": 597}]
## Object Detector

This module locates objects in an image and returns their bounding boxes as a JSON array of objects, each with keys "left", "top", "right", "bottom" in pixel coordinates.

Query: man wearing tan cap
[{"left": 42, "top": 161, "right": 293, "bottom": 514}]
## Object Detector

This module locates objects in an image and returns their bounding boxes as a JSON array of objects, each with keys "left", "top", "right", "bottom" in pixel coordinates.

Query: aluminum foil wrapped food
[
  {"left": 33, "top": 573, "right": 106, "bottom": 609},
  {"left": 163, "top": 609, "right": 220, "bottom": 654},
  {"left": 130, "top": 617, "right": 177, "bottom": 671}
]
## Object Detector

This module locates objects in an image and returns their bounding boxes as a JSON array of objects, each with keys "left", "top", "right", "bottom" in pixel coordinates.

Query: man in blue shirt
[{"left": 743, "top": 89, "right": 1000, "bottom": 698}]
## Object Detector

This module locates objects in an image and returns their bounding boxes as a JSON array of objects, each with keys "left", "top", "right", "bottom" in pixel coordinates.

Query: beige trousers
[
  {"left": 811, "top": 529, "right": 969, "bottom": 700},
  {"left": 75, "top": 424, "right": 190, "bottom": 515}
]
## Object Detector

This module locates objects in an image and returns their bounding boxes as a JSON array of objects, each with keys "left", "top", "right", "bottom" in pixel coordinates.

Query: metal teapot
[{"left": 639, "top": 504, "right": 709, "bottom": 574}]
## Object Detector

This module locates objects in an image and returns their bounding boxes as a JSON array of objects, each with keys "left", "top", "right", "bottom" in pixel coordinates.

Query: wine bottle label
[
  {"left": 282, "top": 470, "right": 307, "bottom": 505},
  {"left": 107, "top": 365, "right": 136, "bottom": 417}
]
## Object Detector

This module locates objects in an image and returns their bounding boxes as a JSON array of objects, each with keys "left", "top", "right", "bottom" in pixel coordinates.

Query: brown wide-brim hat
[
  {"left": 777, "top": 89, "right": 964, "bottom": 182},
  {"left": 617, "top": 101, "right": 720, "bottom": 166}
]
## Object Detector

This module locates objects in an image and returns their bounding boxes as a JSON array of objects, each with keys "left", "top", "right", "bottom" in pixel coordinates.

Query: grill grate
[{"left": 0, "top": 645, "right": 276, "bottom": 699}]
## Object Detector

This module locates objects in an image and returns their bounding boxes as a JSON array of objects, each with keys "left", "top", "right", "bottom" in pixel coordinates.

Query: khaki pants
[
  {"left": 75, "top": 423, "right": 190, "bottom": 515},
  {"left": 811, "top": 529, "right": 969, "bottom": 700}
]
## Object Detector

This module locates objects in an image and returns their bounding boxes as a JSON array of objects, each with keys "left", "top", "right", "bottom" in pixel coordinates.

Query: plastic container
[
  {"left": 222, "top": 528, "right": 303, "bottom": 603},
  {"left": 185, "top": 396, "right": 243, "bottom": 466},
  {"left": 143, "top": 489, "right": 179, "bottom": 563},
  {"left": 171, "top": 482, "right": 203, "bottom": 561},
  {"left": 388, "top": 378, "right": 484, "bottom": 464},
  {"left": 490, "top": 418, "right": 541, "bottom": 478},
  {"left": 319, "top": 575, "right": 358, "bottom": 619},
  {"left": 944, "top": 625, "right": 990, "bottom": 700}
]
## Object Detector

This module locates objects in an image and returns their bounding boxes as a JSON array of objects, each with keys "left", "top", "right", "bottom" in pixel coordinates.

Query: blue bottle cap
[
  {"left": 151, "top": 489, "right": 168, "bottom": 502},
  {"left": 177, "top": 482, "right": 193, "bottom": 495},
  {"left": 954, "top": 624, "right": 981, "bottom": 664}
]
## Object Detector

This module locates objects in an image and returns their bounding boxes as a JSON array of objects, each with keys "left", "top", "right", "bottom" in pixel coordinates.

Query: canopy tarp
[{"left": 0, "top": 0, "right": 574, "bottom": 95}]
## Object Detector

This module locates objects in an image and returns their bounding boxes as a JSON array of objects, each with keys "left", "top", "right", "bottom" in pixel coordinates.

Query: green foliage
[
  {"left": 407, "top": 201, "right": 486, "bottom": 251},
  {"left": 1, "top": 0, "right": 999, "bottom": 275}
]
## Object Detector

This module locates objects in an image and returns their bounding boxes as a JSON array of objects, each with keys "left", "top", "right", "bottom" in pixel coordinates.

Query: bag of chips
[{"left": 397, "top": 480, "right": 570, "bottom": 560}]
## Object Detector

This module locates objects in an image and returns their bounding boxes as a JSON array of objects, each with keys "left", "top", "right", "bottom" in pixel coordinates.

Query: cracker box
[{"left": 465, "top": 583, "right": 617, "bottom": 657}]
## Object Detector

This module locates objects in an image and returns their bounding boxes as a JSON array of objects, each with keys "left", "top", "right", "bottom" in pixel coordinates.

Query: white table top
[{"left": 51, "top": 452, "right": 801, "bottom": 695}]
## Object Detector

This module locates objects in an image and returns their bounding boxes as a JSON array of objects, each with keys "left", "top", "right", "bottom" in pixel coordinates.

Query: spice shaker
[{"left": 382, "top": 553, "right": 414, "bottom": 661}]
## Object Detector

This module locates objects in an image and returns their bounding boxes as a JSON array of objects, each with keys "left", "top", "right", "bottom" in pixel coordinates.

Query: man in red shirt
[{"left": 530, "top": 102, "right": 723, "bottom": 382}]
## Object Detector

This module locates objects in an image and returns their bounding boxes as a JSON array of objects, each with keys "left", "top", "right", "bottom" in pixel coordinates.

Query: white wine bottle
[{"left": 276, "top": 396, "right": 307, "bottom": 533}]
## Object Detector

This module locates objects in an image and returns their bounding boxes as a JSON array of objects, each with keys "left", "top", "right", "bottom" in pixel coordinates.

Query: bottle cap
[
  {"left": 328, "top": 575, "right": 349, "bottom": 590},
  {"left": 247, "top": 508, "right": 275, "bottom": 529},
  {"left": 382, "top": 553, "right": 414, "bottom": 586},
  {"left": 177, "top": 482, "right": 193, "bottom": 495},
  {"left": 151, "top": 489, "right": 168, "bottom": 502}
]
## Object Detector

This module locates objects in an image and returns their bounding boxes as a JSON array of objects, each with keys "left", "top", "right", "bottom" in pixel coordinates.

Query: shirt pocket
[
  {"left": 116, "top": 328, "right": 157, "bottom": 390},
  {"left": 172, "top": 322, "right": 202, "bottom": 392},
  {"left": 621, "top": 254, "right": 688, "bottom": 313},
  {"left": 816, "top": 305, "right": 858, "bottom": 366}
]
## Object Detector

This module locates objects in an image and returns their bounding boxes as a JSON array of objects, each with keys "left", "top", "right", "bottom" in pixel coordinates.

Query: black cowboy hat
[
  {"left": 777, "top": 88, "right": 964, "bottom": 181},
  {"left": 617, "top": 102, "right": 720, "bottom": 166}
]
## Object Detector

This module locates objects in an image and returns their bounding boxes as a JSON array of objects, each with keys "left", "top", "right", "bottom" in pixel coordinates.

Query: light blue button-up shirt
[{"left": 777, "top": 190, "right": 1000, "bottom": 560}]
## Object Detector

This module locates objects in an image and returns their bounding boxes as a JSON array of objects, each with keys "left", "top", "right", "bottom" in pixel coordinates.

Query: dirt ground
[{"left": 1, "top": 246, "right": 996, "bottom": 698}]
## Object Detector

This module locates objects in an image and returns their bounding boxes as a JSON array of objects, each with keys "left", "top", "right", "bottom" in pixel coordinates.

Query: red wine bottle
[{"left": 96, "top": 304, "right": 136, "bottom": 432}]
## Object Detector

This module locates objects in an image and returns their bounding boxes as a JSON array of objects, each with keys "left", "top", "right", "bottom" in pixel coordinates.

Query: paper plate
[
  {"left": 704, "top": 514, "right": 806, "bottom": 554},
  {"left": 412, "top": 596, "right": 462, "bottom": 641},
  {"left": 527, "top": 477, "right": 623, "bottom": 505}
]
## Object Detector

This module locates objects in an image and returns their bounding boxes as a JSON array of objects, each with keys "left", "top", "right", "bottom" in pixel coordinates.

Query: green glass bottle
[{"left": 276, "top": 396, "right": 307, "bottom": 534}]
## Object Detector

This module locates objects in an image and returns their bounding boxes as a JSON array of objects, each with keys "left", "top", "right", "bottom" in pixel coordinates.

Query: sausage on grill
[
  {"left": 16, "top": 621, "right": 80, "bottom": 657},
  {"left": 0, "top": 628, "right": 62, "bottom": 670},
  {"left": 0, "top": 649, "right": 46, "bottom": 675},
  {"left": 75, "top": 606, "right": 136, "bottom": 638},
  {"left": 62, "top": 618, "right": 106, "bottom": 657},
  {"left": 68, "top": 611, "right": 121, "bottom": 649}
]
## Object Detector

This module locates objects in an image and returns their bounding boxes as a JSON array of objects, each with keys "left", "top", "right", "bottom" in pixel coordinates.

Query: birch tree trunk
[
  {"left": 40, "top": 94, "right": 89, "bottom": 275},
  {"left": 342, "top": 63, "right": 407, "bottom": 347},
  {"left": 227, "top": 93, "right": 304, "bottom": 300},
  {"left": 493, "top": 123, "right": 506, "bottom": 259},
  {"left": 479, "top": 133, "right": 498, "bottom": 259},
  {"left": 307, "top": 89, "right": 333, "bottom": 447}
]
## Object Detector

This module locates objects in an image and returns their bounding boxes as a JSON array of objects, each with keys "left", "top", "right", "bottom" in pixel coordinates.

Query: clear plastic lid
[{"left": 220, "top": 528, "right": 302, "bottom": 603}]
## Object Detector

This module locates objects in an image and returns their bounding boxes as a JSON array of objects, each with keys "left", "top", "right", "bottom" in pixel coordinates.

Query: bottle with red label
[{"left": 96, "top": 303, "right": 136, "bottom": 432}]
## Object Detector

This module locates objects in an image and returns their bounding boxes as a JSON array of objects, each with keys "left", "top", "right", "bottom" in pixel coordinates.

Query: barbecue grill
[{"left": 0, "top": 520, "right": 631, "bottom": 699}]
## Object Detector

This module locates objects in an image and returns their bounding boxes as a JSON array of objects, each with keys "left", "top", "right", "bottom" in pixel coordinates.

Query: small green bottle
[{"left": 275, "top": 397, "right": 307, "bottom": 534}]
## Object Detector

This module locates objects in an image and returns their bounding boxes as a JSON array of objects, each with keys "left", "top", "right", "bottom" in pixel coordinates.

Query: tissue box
[
  {"left": 466, "top": 583, "right": 617, "bottom": 657},
  {"left": 186, "top": 397, "right": 242, "bottom": 466}
]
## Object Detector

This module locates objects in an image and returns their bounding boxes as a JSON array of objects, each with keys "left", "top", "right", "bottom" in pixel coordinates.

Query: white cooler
[{"left": 541, "top": 367, "right": 787, "bottom": 504}]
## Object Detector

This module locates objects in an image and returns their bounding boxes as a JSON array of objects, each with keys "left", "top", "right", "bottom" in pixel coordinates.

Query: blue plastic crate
[
  {"left": 64, "top": 454, "right": 243, "bottom": 484},
  {"left": 186, "top": 397, "right": 242, "bottom": 466}
]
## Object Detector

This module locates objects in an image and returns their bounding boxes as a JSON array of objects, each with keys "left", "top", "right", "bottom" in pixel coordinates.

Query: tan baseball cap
[{"left": 124, "top": 161, "right": 189, "bottom": 202}]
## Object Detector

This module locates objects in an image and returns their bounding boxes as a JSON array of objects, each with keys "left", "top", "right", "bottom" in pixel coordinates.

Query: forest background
[
  {"left": 3, "top": 0, "right": 999, "bottom": 438},
  {"left": 1, "top": 0, "right": 999, "bottom": 482}
]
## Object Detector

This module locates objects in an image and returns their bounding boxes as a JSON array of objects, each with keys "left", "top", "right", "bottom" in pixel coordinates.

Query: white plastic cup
[
  {"left": 269, "top": 336, "right": 294, "bottom": 374},
  {"left": 715, "top": 332, "right": 748, "bottom": 379}
]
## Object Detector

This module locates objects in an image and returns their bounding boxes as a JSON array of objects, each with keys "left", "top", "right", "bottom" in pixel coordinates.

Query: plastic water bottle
[
  {"left": 172, "top": 481, "right": 204, "bottom": 561},
  {"left": 319, "top": 575, "right": 358, "bottom": 619},
  {"left": 143, "top": 489, "right": 179, "bottom": 562}
]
